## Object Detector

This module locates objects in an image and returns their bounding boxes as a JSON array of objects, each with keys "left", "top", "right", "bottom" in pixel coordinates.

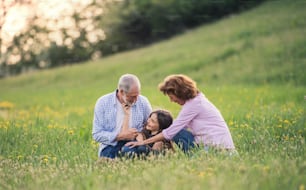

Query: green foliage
[
  {"left": 0, "top": 0, "right": 305, "bottom": 189},
  {"left": 101, "top": 0, "right": 264, "bottom": 54}
]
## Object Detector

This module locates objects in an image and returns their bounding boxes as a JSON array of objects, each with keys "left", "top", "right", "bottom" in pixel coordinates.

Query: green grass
[{"left": 0, "top": 0, "right": 305, "bottom": 189}]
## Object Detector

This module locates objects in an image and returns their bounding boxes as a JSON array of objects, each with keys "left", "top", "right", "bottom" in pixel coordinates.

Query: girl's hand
[
  {"left": 122, "top": 103, "right": 131, "bottom": 115},
  {"left": 125, "top": 141, "right": 145, "bottom": 148}
]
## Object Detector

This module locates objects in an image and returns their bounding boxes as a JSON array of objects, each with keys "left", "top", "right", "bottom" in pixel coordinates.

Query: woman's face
[
  {"left": 168, "top": 93, "right": 185, "bottom": 105},
  {"left": 146, "top": 113, "right": 160, "bottom": 133}
]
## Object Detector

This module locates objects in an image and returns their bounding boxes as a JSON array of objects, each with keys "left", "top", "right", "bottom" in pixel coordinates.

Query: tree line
[{"left": 0, "top": 0, "right": 264, "bottom": 77}]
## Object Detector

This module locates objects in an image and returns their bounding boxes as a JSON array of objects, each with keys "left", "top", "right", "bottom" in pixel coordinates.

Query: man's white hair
[{"left": 118, "top": 74, "right": 141, "bottom": 92}]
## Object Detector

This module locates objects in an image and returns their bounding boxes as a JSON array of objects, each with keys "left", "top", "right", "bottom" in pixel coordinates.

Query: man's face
[{"left": 122, "top": 86, "right": 139, "bottom": 106}]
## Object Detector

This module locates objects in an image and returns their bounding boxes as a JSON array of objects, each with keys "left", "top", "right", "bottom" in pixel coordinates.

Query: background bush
[{"left": 100, "top": 0, "right": 264, "bottom": 54}]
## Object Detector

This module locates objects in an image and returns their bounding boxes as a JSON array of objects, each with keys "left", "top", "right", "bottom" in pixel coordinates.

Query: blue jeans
[
  {"left": 100, "top": 129, "right": 195, "bottom": 158},
  {"left": 121, "top": 143, "right": 150, "bottom": 158},
  {"left": 100, "top": 141, "right": 127, "bottom": 159},
  {"left": 172, "top": 129, "right": 196, "bottom": 153}
]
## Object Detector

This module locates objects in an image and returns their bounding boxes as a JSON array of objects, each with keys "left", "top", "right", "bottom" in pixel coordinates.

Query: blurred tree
[
  {"left": 0, "top": 0, "right": 264, "bottom": 77},
  {"left": 0, "top": 0, "right": 33, "bottom": 76},
  {"left": 100, "top": 0, "right": 264, "bottom": 55},
  {"left": 0, "top": 0, "right": 106, "bottom": 77}
]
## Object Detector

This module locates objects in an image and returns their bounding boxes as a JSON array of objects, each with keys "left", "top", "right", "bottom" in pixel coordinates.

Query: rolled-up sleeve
[
  {"left": 92, "top": 95, "right": 118, "bottom": 146},
  {"left": 92, "top": 110, "right": 117, "bottom": 144}
]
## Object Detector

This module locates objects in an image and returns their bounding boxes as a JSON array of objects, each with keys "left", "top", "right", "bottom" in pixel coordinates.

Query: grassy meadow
[{"left": 0, "top": 0, "right": 305, "bottom": 189}]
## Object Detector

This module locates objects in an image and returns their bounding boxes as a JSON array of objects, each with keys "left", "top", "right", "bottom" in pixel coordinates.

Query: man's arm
[
  {"left": 92, "top": 109, "right": 118, "bottom": 144},
  {"left": 116, "top": 128, "right": 138, "bottom": 141}
]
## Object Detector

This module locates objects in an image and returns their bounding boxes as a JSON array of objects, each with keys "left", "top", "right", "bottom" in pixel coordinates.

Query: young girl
[{"left": 121, "top": 109, "right": 173, "bottom": 157}]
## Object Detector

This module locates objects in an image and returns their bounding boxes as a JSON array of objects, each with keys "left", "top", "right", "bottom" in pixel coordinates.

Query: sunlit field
[{"left": 0, "top": 0, "right": 305, "bottom": 189}]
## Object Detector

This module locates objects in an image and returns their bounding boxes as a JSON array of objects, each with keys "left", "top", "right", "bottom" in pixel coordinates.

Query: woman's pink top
[{"left": 162, "top": 92, "right": 235, "bottom": 149}]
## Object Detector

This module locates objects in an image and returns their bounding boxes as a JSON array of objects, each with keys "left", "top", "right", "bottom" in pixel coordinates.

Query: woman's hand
[{"left": 125, "top": 140, "right": 145, "bottom": 148}]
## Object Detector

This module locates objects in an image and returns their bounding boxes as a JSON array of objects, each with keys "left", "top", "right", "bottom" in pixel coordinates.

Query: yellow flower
[
  {"left": 299, "top": 184, "right": 305, "bottom": 190},
  {"left": 0, "top": 101, "right": 15, "bottom": 109},
  {"left": 17, "top": 155, "right": 23, "bottom": 160},
  {"left": 245, "top": 113, "right": 251, "bottom": 119},
  {"left": 47, "top": 124, "right": 55, "bottom": 129},
  {"left": 68, "top": 130, "right": 74, "bottom": 135},
  {"left": 43, "top": 158, "right": 49, "bottom": 164},
  {"left": 198, "top": 172, "right": 205, "bottom": 177},
  {"left": 283, "top": 120, "right": 290, "bottom": 124},
  {"left": 262, "top": 166, "right": 270, "bottom": 173}
]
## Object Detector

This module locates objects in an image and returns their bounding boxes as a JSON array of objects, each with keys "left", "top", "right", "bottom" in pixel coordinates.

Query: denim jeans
[
  {"left": 172, "top": 129, "right": 196, "bottom": 153},
  {"left": 121, "top": 143, "right": 150, "bottom": 158},
  {"left": 100, "top": 141, "right": 127, "bottom": 159},
  {"left": 100, "top": 129, "right": 196, "bottom": 158}
]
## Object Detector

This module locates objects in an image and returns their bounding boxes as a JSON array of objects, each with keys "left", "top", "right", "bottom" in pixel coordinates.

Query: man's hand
[{"left": 116, "top": 128, "right": 138, "bottom": 141}]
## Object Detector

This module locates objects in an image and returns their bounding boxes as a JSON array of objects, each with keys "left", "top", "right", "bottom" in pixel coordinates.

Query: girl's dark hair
[{"left": 142, "top": 109, "right": 173, "bottom": 138}]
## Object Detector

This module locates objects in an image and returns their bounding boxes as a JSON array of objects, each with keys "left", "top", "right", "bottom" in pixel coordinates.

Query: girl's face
[{"left": 146, "top": 113, "right": 160, "bottom": 133}]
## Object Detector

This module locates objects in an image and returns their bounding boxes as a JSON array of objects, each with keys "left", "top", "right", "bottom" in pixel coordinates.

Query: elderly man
[{"left": 92, "top": 74, "right": 152, "bottom": 158}]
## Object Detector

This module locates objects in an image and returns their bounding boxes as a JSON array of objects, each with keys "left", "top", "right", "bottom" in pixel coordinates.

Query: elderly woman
[{"left": 126, "top": 74, "right": 236, "bottom": 154}]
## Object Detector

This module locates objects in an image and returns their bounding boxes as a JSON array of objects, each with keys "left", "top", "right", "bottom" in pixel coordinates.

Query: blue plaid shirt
[{"left": 92, "top": 90, "right": 152, "bottom": 156}]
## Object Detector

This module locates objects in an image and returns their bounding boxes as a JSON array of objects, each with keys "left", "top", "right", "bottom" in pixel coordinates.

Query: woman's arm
[{"left": 125, "top": 132, "right": 165, "bottom": 147}]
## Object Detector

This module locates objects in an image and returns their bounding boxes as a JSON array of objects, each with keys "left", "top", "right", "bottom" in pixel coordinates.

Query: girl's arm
[
  {"left": 136, "top": 133, "right": 144, "bottom": 142},
  {"left": 121, "top": 104, "right": 130, "bottom": 132}
]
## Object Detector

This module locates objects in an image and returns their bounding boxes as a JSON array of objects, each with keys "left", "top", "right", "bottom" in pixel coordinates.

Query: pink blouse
[{"left": 162, "top": 92, "right": 235, "bottom": 149}]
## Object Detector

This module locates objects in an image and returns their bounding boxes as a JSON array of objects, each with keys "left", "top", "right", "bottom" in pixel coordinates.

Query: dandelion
[
  {"left": 43, "top": 158, "right": 49, "bottom": 164},
  {"left": 0, "top": 101, "right": 15, "bottom": 109},
  {"left": 41, "top": 155, "right": 49, "bottom": 165},
  {"left": 17, "top": 155, "right": 23, "bottom": 160},
  {"left": 283, "top": 120, "right": 290, "bottom": 124},
  {"left": 262, "top": 166, "right": 270, "bottom": 173},
  {"left": 299, "top": 184, "right": 305, "bottom": 190},
  {"left": 245, "top": 113, "right": 251, "bottom": 119},
  {"left": 68, "top": 130, "right": 74, "bottom": 135},
  {"left": 198, "top": 171, "right": 205, "bottom": 177},
  {"left": 91, "top": 140, "right": 99, "bottom": 148},
  {"left": 47, "top": 124, "right": 55, "bottom": 129}
]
